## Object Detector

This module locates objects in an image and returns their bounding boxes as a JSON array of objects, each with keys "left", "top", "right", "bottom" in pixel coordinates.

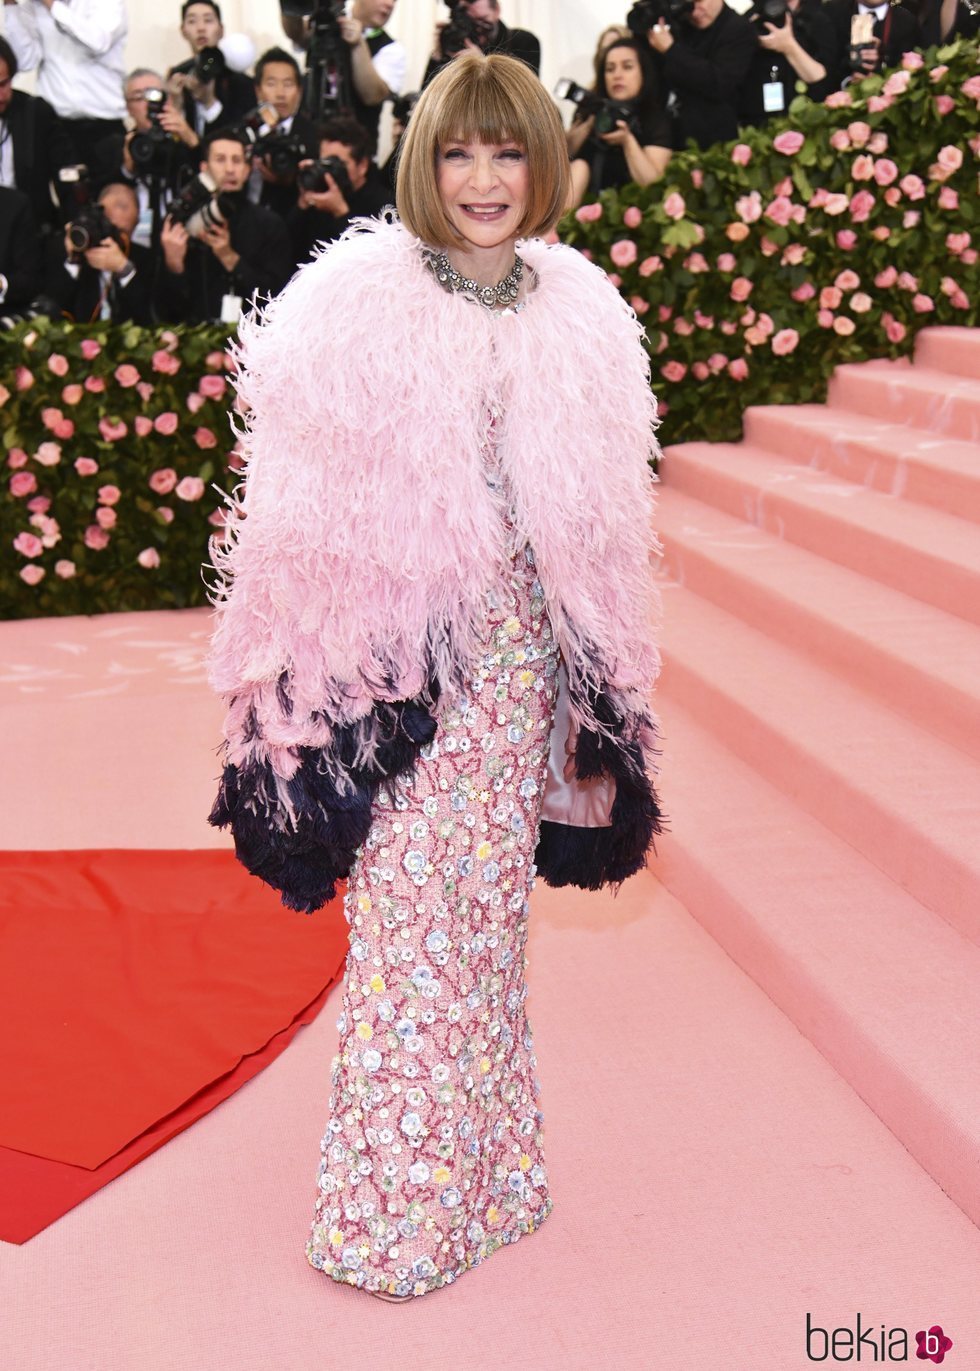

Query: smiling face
[
  {"left": 435, "top": 139, "right": 528, "bottom": 256},
  {"left": 602, "top": 45, "right": 644, "bottom": 102}
]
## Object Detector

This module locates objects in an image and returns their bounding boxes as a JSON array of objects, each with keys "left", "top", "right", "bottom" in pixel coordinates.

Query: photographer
[
  {"left": 0, "top": 35, "right": 73, "bottom": 233},
  {"left": 0, "top": 185, "right": 42, "bottom": 314},
  {"left": 282, "top": 0, "right": 406, "bottom": 154},
  {"left": 157, "top": 127, "right": 293, "bottom": 323},
  {"left": 908, "top": 0, "right": 978, "bottom": 47},
  {"left": 823, "top": 0, "right": 919, "bottom": 85},
  {"left": 646, "top": 0, "right": 757, "bottom": 151},
  {"left": 246, "top": 47, "right": 318, "bottom": 219},
  {"left": 422, "top": 1, "right": 540, "bottom": 87},
  {"left": 566, "top": 39, "right": 672, "bottom": 208},
  {"left": 287, "top": 114, "right": 389, "bottom": 263},
  {"left": 168, "top": 0, "right": 255, "bottom": 143},
  {"left": 565, "top": 25, "right": 630, "bottom": 159},
  {"left": 45, "top": 181, "right": 152, "bottom": 323},
  {"left": 740, "top": 0, "right": 836, "bottom": 127}
]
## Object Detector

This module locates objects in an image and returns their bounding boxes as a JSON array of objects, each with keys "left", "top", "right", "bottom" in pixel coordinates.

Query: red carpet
[{"left": 0, "top": 850, "right": 347, "bottom": 1242}]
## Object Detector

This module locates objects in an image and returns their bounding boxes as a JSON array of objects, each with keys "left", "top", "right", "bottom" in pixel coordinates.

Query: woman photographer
[
  {"left": 568, "top": 38, "right": 672, "bottom": 209},
  {"left": 739, "top": 0, "right": 836, "bottom": 127},
  {"left": 565, "top": 23, "right": 631, "bottom": 159}
]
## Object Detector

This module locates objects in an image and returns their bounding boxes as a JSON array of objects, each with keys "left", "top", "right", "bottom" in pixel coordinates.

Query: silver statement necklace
[{"left": 428, "top": 250, "right": 525, "bottom": 309}]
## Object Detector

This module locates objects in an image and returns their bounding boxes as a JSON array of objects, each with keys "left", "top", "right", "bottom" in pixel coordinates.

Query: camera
[
  {"left": 391, "top": 90, "right": 420, "bottom": 127},
  {"left": 553, "top": 79, "right": 642, "bottom": 139},
  {"left": 297, "top": 154, "right": 354, "bottom": 200},
  {"left": 255, "top": 130, "right": 314, "bottom": 179},
  {"left": 627, "top": 0, "right": 692, "bottom": 32},
  {"left": 440, "top": 2, "right": 494, "bottom": 58},
  {"left": 67, "top": 205, "right": 121, "bottom": 254},
  {"left": 168, "top": 171, "right": 239, "bottom": 237},
  {"left": 194, "top": 45, "right": 226, "bottom": 84},
  {"left": 129, "top": 87, "right": 175, "bottom": 175},
  {"left": 848, "top": 10, "right": 880, "bottom": 71}
]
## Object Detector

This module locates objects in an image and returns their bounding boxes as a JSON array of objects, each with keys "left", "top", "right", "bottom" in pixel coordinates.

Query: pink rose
[
  {"left": 151, "top": 349, "right": 181, "bottom": 375},
  {"left": 833, "top": 316, "right": 856, "bottom": 336},
  {"left": 824, "top": 193, "right": 849, "bottom": 215},
  {"left": 99, "top": 417, "right": 128, "bottom": 442},
  {"left": 13, "top": 531, "right": 44, "bottom": 558},
  {"left": 15, "top": 366, "right": 34, "bottom": 391},
  {"left": 658, "top": 305, "right": 672, "bottom": 322},
  {"left": 114, "top": 364, "right": 140, "bottom": 388},
  {"left": 84, "top": 375, "right": 106, "bottom": 393},
  {"left": 19, "top": 564, "right": 45, "bottom": 586},
  {"left": 623, "top": 206, "right": 643, "bottom": 229},
  {"left": 872, "top": 159, "right": 898, "bottom": 186},
  {"left": 692, "top": 361, "right": 710, "bottom": 381},
  {"left": 727, "top": 358, "right": 749, "bottom": 381},
  {"left": 8, "top": 447, "right": 28, "bottom": 469},
  {"left": 55, "top": 559, "right": 76, "bottom": 579},
  {"left": 720, "top": 320, "right": 737, "bottom": 335},
  {"left": 716, "top": 253, "right": 736, "bottom": 272},
  {"left": 934, "top": 94, "right": 955, "bottom": 116},
  {"left": 154, "top": 411, "right": 179, "bottom": 435},
  {"left": 871, "top": 226, "right": 891, "bottom": 241},
  {"left": 208, "top": 507, "right": 228, "bottom": 528},
  {"left": 869, "top": 94, "right": 892, "bottom": 112},
  {"left": 41, "top": 406, "right": 62, "bottom": 431},
  {"left": 638, "top": 255, "right": 662, "bottom": 277},
  {"left": 851, "top": 154, "right": 874, "bottom": 180},
  {"left": 782, "top": 244, "right": 806, "bottom": 266},
  {"left": 135, "top": 415, "right": 154, "bottom": 437},
  {"left": 629, "top": 295, "right": 650, "bottom": 316},
  {"left": 98, "top": 484, "right": 121, "bottom": 506},
  {"left": 850, "top": 292, "right": 873, "bottom": 313},
  {"left": 846, "top": 121, "right": 871, "bottom": 147},
  {"left": 47, "top": 353, "right": 69, "bottom": 377},
  {"left": 764, "top": 195, "right": 794, "bottom": 227},
  {"left": 902, "top": 50, "right": 924, "bottom": 70},
  {"left": 205, "top": 350, "right": 228, "bottom": 370},
  {"left": 882, "top": 70, "right": 910, "bottom": 97},
  {"left": 791, "top": 282, "right": 816, "bottom": 302},
  {"left": 897, "top": 272, "right": 918, "bottom": 292},
  {"left": 849, "top": 190, "right": 876, "bottom": 222},
  {"left": 883, "top": 187, "right": 901, "bottom": 207},
  {"left": 961, "top": 75, "right": 980, "bottom": 101},
  {"left": 962, "top": 250, "right": 978, "bottom": 265},
  {"left": 187, "top": 392, "right": 206, "bottom": 413},
  {"left": 27, "top": 495, "right": 51, "bottom": 514},
  {"left": 660, "top": 361, "right": 687, "bottom": 383},
  {"left": 693, "top": 310, "right": 715, "bottom": 329},
  {"left": 707, "top": 353, "right": 728, "bottom": 373},
  {"left": 730, "top": 277, "right": 753, "bottom": 302},
  {"left": 80, "top": 339, "right": 101, "bottom": 360},
  {"left": 912, "top": 293, "right": 934, "bottom": 313},
  {"left": 610, "top": 239, "right": 638, "bottom": 268},
  {"left": 606, "top": 272, "right": 621, "bottom": 288},
  {"left": 903, "top": 210, "right": 921, "bottom": 229},
  {"left": 929, "top": 64, "right": 948, "bottom": 82},
  {"left": 157, "top": 506, "right": 175, "bottom": 524},
  {"left": 771, "top": 328, "right": 799, "bottom": 356},
  {"left": 868, "top": 132, "right": 888, "bottom": 153},
  {"left": 84, "top": 524, "right": 110, "bottom": 550},
  {"left": 835, "top": 269, "right": 860, "bottom": 291},
  {"left": 175, "top": 475, "right": 206, "bottom": 501},
  {"left": 35, "top": 442, "right": 62, "bottom": 467},
  {"left": 74, "top": 456, "right": 99, "bottom": 476},
  {"left": 9, "top": 471, "right": 37, "bottom": 498},
  {"left": 95, "top": 505, "right": 117, "bottom": 530},
  {"left": 938, "top": 187, "right": 959, "bottom": 210},
  {"left": 824, "top": 90, "right": 852, "bottom": 108},
  {"left": 137, "top": 547, "right": 161, "bottom": 569},
  {"left": 951, "top": 289, "right": 969, "bottom": 309},
  {"left": 663, "top": 192, "right": 686, "bottom": 220},
  {"left": 817, "top": 309, "right": 834, "bottom": 328},
  {"left": 137, "top": 381, "right": 155, "bottom": 403},
  {"left": 946, "top": 232, "right": 970, "bottom": 254},
  {"left": 899, "top": 174, "right": 925, "bottom": 200},
  {"left": 731, "top": 143, "right": 752, "bottom": 166},
  {"left": 760, "top": 237, "right": 779, "bottom": 257},
  {"left": 882, "top": 312, "right": 906, "bottom": 343},
  {"left": 829, "top": 129, "right": 851, "bottom": 151},
  {"left": 735, "top": 191, "right": 762, "bottom": 224},
  {"left": 940, "top": 276, "right": 958, "bottom": 298},
  {"left": 744, "top": 325, "right": 766, "bottom": 346},
  {"left": 149, "top": 467, "right": 178, "bottom": 494},
  {"left": 690, "top": 169, "right": 703, "bottom": 190},
  {"left": 726, "top": 222, "right": 750, "bottom": 242},
  {"left": 54, "top": 419, "right": 74, "bottom": 440},
  {"left": 673, "top": 317, "right": 694, "bottom": 336},
  {"left": 836, "top": 230, "right": 857, "bottom": 250},
  {"left": 772, "top": 130, "right": 805, "bottom": 156},
  {"left": 574, "top": 202, "right": 602, "bottom": 223},
  {"left": 61, "top": 383, "right": 84, "bottom": 405},
  {"left": 684, "top": 252, "right": 709, "bottom": 273}
]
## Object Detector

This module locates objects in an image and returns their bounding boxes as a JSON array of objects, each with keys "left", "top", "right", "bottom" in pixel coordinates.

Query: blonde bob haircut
[{"left": 395, "top": 52, "right": 571, "bottom": 249}]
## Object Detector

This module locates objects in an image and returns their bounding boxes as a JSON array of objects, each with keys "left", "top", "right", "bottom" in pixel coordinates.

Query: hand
[
  {"left": 202, "top": 217, "right": 236, "bottom": 267},
  {"left": 63, "top": 224, "right": 79, "bottom": 260},
  {"left": 122, "top": 129, "right": 136, "bottom": 175},
  {"left": 599, "top": 119, "right": 634, "bottom": 148},
  {"left": 338, "top": 14, "right": 363, "bottom": 45},
  {"left": 85, "top": 238, "right": 129, "bottom": 274},
  {"left": 759, "top": 13, "right": 796, "bottom": 52},
  {"left": 158, "top": 102, "right": 197, "bottom": 146},
  {"left": 184, "top": 72, "right": 216, "bottom": 106},
  {"left": 647, "top": 21, "right": 674, "bottom": 52},
  {"left": 297, "top": 173, "right": 349, "bottom": 218},
  {"left": 161, "top": 214, "right": 189, "bottom": 273},
  {"left": 859, "top": 37, "right": 880, "bottom": 71}
]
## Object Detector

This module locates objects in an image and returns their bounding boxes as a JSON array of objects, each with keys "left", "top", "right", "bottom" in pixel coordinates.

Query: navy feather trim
[{"left": 209, "top": 695, "right": 437, "bottom": 914}]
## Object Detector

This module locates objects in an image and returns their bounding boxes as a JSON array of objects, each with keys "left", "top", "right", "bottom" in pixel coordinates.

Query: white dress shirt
[
  {"left": 0, "top": 119, "right": 14, "bottom": 186},
  {"left": 3, "top": 0, "right": 127, "bottom": 121},
  {"left": 368, "top": 35, "right": 406, "bottom": 97}
]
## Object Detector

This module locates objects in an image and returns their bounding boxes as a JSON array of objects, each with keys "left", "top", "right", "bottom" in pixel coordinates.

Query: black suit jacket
[
  {"left": 824, "top": 0, "right": 922, "bottom": 84},
  {"left": 3, "top": 90, "right": 74, "bottom": 231},
  {"left": 44, "top": 238, "right": 155, "bottom": 325},
  {"left": 254, "top": 112, "right": 319, "bottom": 220},
  {"left": 168, "top": 61, "right": 257, "bottom": 138},
  {"left": 155, "top": 198, "right": 294, "bottom": 324},
  {"left": 423, "top": 19, "right": 541, "bottom": 86},
  {"left": 0, "top": 186, "right": 42, "bottom": 312},
  {"left": 659, "top": 5, "right": 758, "bottom": 150}
]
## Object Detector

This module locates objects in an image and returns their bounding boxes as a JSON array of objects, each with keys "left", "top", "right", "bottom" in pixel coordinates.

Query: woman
[
  {"left": 568, "top": 38, "right": 673, "bottom": 209},
  {"left": 565, "top": 22, "right": 631, "bottom": 159},
  {"left": 206, "top": 52, "right": 664, "bottom": 1302}
]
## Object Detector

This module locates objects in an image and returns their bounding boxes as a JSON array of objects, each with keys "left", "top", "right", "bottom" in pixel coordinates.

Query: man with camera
[
  {"left": 423, "top": 0, "right": 540, "bottom": 86},
  {"left": 281, "top": 0, "right": 406, "bottom": 157},
  {"left": 287, "top": 113, "right": 389, "bottom": 264},
  {"left": 0, "top": 35, "right": 72, "bottom": 234},
  {"left": 157, "top": 126, "right": 293, "bottom": 323},
  {"left": 168, "top": 0, "right": 255, "bottom": 144},
  {"left": 645, "top": 0, "right": 756, "bottom": 151},
  {"left": 45, "top": 180, "right": 152, "bottom": 323},
  {"left": 245, "top": 46, "right": 319, "bottom": 220},
  {"left": 823, "top": 0, "right": 919, "bottom": 86},
  {"left": 739, "top": 0, "right": 836, "bottom": 126}
]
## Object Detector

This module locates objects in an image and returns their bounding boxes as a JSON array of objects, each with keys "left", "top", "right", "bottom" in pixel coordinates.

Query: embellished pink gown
[{"left": 306, "top": 403, "right": 560, "bottom": 1298}]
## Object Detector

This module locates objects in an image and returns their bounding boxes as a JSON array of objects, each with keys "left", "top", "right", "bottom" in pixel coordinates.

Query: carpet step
[
  {"left": 654, "top": 696, "right": 980, "bottom": 1232},
  {"left": 655, "top": 583, "right": 980, "bottom": 940},
  {"left": 827, "top": 360, "right": 980, "bottom": 442},
  {"left": 660, "top": 440, "right": 980, "bottom": 626},
  {"left": 655, "top": 487, "right": 980, "bottom": 763},
  {"left": 742, "top": 403, "right": 980, "bottom": 525},
  {"left": 914, "top": 325, "right": 980, "bottom": 382}
]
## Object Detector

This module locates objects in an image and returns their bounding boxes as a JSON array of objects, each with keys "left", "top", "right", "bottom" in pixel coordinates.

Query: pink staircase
[{"left": 653, "top": 326, "right": 980, "bottom": 1230}]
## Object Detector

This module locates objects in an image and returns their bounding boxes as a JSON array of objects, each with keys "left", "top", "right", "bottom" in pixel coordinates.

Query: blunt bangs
[{"left": 396, "top": 52, "right": 571, "bottom": 251}]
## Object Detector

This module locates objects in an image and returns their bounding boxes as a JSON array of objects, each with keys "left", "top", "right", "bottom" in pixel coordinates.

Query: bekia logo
[{"left": 806, "top": 1314, "right": 954, "bottom": 1362}]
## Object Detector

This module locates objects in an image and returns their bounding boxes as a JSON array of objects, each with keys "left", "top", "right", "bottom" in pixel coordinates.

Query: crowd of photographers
[{"left": 0, "top": 0, "right": 976, "bottom": 326}]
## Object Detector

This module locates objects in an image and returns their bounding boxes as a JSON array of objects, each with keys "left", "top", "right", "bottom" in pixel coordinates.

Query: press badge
[
  {"left": 763, "top": 70, "right": 785, "bottom": 113},
  {"left": 220, "top": 293, "right": 244, "bottom": 323}
]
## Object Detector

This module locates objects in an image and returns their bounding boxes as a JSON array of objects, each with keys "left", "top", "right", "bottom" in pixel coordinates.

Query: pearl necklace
[{"left": 427, "top": 250, "right": 525, "bottom": 310}]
